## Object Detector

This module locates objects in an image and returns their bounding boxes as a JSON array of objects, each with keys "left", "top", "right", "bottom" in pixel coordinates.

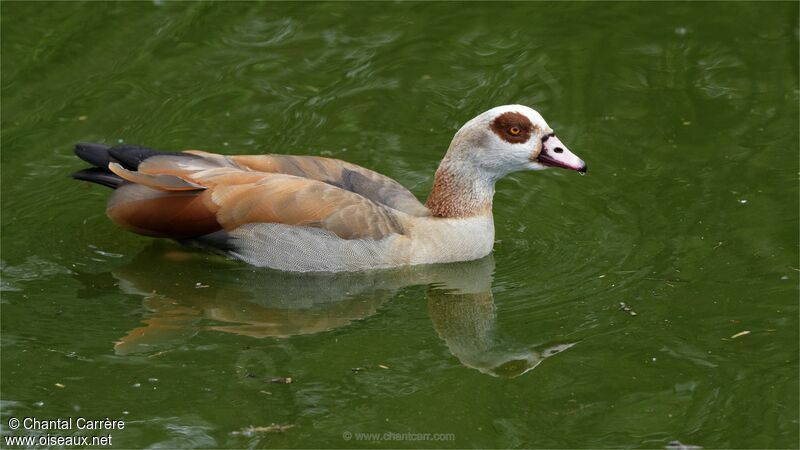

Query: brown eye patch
[{"left": 489, "top": 111, "right": 533, "bottom": 144}]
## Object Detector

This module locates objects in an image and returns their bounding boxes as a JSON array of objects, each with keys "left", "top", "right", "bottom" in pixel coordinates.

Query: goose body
[{"left": 73, "top": 105, "right": 586, "bottom": 272}]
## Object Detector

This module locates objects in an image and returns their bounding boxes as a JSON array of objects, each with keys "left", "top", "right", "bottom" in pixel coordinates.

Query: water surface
[{"left": 1, "top": 2, "right": 798, "bottom": 448}]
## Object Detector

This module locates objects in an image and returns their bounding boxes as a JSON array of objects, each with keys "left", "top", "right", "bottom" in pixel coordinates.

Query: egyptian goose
[{"left": 72, "top": 105, "right": 586, "bottom": 272}]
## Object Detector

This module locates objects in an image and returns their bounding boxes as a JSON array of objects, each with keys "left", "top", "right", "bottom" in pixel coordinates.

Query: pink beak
[{"left": 538, "top": 134, "right": 587, "bottom": 173}]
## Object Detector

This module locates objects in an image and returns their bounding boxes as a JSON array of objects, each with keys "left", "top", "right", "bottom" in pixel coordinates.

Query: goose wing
[
  {"left": 108, "top": 151, "right": 410, "bottom": 241},
  {"left": 222, "top": 153, "right": 429, "bottom": 217}
]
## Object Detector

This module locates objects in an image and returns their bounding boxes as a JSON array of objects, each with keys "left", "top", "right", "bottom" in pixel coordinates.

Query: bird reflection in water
[{"left": 82, "top": 243, "right": 573, "bottom": 378}]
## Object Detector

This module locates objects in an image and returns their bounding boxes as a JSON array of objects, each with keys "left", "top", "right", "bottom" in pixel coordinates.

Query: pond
[{"left": 1, "top": 2, "right": 798, "bottom": 448}]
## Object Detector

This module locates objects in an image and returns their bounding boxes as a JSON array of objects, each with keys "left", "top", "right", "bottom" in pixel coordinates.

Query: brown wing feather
[
  {"left": 105, "top": 152, "right": 409, "bottom": 241},
  {"left": 230, "top": 155, "right": 430, "bottom": 217},
  {"left": 109, "top": 163, "right": 206, "bottom": 191},
  {"left": 137, "top": 151, "right": 428, "bottom": 217},
  {"left": 107, "top": 185, "right": 220, "bottom": 238},
  {"left": 205, "top": 171, "right": 407, "bottom": 240}
]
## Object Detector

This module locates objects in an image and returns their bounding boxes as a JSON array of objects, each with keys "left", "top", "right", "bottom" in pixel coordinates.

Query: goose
[{"left": 72, "top": 104, "right": 586, "bottom": 272}]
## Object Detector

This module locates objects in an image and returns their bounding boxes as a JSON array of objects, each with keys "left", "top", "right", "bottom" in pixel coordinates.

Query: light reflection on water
[{"left": 103, "top": 245, "right": 573, "bottom": 378}]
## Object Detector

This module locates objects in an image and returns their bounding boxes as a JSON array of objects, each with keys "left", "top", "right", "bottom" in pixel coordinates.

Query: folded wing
[
  {"left": 106, "top": 150, "right": 411, "bottom": 241},
  {"left": 224, "top": 153, "right": 429, "bottom": 217}
]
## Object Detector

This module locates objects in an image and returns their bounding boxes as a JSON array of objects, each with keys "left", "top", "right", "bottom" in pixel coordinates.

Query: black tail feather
[
  {"left": 72, "top": 168, "right": 124, "bottom": 189},
  {"left": 108, "top": 145, "right": 177, "bottom": 170},
  {"left": 74, "top": 142, "right": 113, "bottom": 169},
  {"left": 72, "top": 142, "right": 197, "bottom": 189},
  {"left": 75, "top": 142, "right": 173, "bottom": 171}
]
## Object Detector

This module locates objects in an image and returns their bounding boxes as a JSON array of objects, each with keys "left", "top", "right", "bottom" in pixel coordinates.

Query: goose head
[{"left": 444, "top": 104, "right": 587, "bottom": 179}]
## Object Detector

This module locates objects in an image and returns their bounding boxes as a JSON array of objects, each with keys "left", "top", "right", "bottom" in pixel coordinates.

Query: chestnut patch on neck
[
  {"left": 425, "top": 167, "right": 493, "bottom": 218},
  {"left": 489, "top": 111, "right": 533, "bottom": 144}
]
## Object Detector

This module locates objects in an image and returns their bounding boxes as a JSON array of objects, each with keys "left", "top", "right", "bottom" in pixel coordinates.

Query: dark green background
[{"left": 2, "top": 2, "right": 798, "bottom": 448}]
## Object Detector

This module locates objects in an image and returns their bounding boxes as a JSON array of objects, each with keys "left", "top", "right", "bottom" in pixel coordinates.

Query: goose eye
[{"left": 509, "top": 127, "right": 521, "bottom": 136}]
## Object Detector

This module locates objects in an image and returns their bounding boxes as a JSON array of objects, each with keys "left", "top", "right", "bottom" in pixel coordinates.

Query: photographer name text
[{"left": 9, "top": 416, "right": 124, "bottom": 431}]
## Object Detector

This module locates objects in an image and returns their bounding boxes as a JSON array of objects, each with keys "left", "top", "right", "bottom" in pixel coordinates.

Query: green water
[{"left": 2, "top": 2, "right": 798, "bottom": 448}]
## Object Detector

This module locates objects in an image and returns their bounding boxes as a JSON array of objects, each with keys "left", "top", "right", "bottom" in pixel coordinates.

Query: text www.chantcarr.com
[{"left": 342, "top": 431, "right": 456, "bottom": 442}]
